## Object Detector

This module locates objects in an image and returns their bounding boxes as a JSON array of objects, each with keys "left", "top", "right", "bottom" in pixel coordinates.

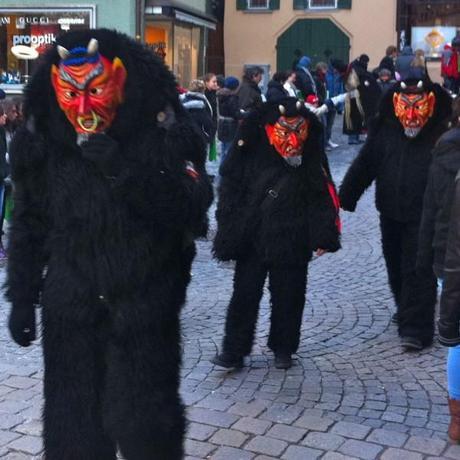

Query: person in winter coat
[
  {"left": 211, "top": 97, "right": 341, "bottom": 370},
  {"left": 0, "top": 104, "right": 8, "bottom": 260},
  {"left": 217, "top": 76, "right": 240, "bottom": 162},
  {"left": 416, "top": 97, "right": 460, "bottom": 442},
  {"left": 238, "top": 66, "right": 264, "bottom": 112},
  {"left": 204, "top": 73, "right": 218, "bottom": 140},
  {"left": 377, "top": 68, "right": 397, "bottom": 96},
  {"left": 340, "top": 78, "right": 452, "bottom": 351},
  {"left": 295, "top": 55, "right": 317, "bottom": 100},
  {"left": 418, "top": 98, "right": 460, "bottom": 280},
  {"left": 6, "top": 29, "right": 213, "bottom": 459},
  {"left": 283, "top": 70, "right": 298, "bottom": 98},
  {"left": 266, "top": 72, "right": 289, "bottom": 103},
  {"left": 343, "top": 61, "right": 381, "bottom": 144},
  {"left": 180, "top": 79, "right": 214, "bottom": 145},
  {"left": 437, "top": 169, "right": 460, "bottom": 443},
  {"left": 379, "top": 45, "right": 398, "bottom": 78},
  {"left": 396, "top": 46, "right": 416, "bottom": 80}
]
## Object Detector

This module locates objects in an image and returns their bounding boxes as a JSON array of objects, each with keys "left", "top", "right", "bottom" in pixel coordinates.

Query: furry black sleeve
[
  {"left": 339, "top": 136, "right": 379, "bottom": 212},
  {"left": 113, "top": 121, "right": 213, "bottom": 240},
  {"left": 5, "top": 127, "right": 48, "bottom": 346}
]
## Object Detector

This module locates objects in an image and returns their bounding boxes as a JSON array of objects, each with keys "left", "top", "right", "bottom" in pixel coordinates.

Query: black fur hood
[{"left": 24, "top": 28, "right": 182, "bottom": 145}]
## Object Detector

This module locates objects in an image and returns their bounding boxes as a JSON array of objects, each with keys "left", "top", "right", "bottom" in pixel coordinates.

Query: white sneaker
[{"left": 327, "top": 140, "right": 339, "bottom": 148}]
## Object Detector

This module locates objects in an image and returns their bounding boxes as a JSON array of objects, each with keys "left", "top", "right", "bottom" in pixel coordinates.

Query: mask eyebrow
[{"left": 59, "top": 61, "right": 104, "bottom": 90}]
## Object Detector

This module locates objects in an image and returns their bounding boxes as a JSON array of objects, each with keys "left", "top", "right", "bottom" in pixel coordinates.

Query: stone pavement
[{"left": 0, "top": 119, "right": 459, "bottom": 459}]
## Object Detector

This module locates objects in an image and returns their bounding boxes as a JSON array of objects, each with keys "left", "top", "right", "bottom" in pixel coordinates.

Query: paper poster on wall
[{"left": 411, "top": 26, "right": 457, "bottom": 58}]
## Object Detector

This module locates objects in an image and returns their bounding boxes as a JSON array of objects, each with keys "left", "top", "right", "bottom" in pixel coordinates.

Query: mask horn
[
  {"left": 417, "top": 80, "right": 424, "bottom": 89},
  {"left": 279, "top": 105, "right": 286, "bottom": 115},
  {"left": 296, "top": 101, "right": 302, "bottom": 111},
  {"left": 57, "top": 45, "right": 70, "bottom": 60},
  {"left": 87, "top": 38, "right": 99, "bottom": 56},
  {"left": 400, "top": 82, "right": 407, "bottom": 89}
]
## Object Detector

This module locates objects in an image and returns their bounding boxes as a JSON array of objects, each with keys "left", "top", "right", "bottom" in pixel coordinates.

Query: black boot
[
  {"left": 274, "top": 353, "right": 292, "bottom": 369},
  {"left": 211, "top": 352, "right": 244, "bottom": 369}
]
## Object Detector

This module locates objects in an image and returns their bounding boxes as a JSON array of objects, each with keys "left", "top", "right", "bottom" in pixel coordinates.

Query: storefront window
[
  {"left": 0, "top": 7, "right": 94, "bottom": 84},
  {"left": 398, "top": 1, "right": 460, "bottom": 58},
  {"left": 145, "top": 21, "right": 173, "bottom": 69}
]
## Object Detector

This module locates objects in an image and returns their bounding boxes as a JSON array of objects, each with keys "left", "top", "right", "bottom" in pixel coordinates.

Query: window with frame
[
  {"left": 309, "top": 0, "right": 338, "bottom": 9},
  {"left": 248, "top": 0, "right": 270, "bottom": 9}
]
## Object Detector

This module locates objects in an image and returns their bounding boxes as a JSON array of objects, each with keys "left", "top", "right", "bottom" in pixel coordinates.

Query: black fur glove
[
  {"left": 9, "top": 306, "right": 36, "bottom": 347},
  {"left": 81, "top": 133, "right": 122, "bottom": 178}
]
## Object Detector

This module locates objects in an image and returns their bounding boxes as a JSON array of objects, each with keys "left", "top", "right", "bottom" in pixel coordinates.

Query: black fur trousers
[
  {"left": 41, "top": 304, "right": 184, "bottom": 460},
  {"left": 222, "top": 249, "right": 308, "bottom": 357},
  {"left": 380, "top": 216, "right": 437, "bottom": 344}
]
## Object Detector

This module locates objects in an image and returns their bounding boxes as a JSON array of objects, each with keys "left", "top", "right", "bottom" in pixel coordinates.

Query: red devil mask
[
  {"left": 393, "top": 83, "right": 435, "bottom": 138},
  {"left": 265, "top": 114, "right": 309, "bottom": 167},
  {"left": 51, "top": 38, "right": 127, "bottom": 135}
]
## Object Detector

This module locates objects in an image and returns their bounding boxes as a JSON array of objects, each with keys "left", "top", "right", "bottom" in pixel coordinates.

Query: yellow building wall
[{"left": 225, "top": 0, "right": 398, "bottom": 78}]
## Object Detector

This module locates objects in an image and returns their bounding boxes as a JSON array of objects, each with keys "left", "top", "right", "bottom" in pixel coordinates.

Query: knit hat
[
  {"left": 224, "top": 76, "right": 239, "bottom": 90},
  {"left": 298, "top": 56, "right": 311, "bottom": 69}
]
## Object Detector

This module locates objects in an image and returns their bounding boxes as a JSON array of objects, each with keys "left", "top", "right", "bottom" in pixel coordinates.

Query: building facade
[
  {"left": 225, "top": 0, "right": 397, "bottom": 83},
  {"left": 0, "top": 0, "right": 219, "bottom": 92}
]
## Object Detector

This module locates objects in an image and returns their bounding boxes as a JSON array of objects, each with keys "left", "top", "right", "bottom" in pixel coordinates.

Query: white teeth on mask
[
  {"left": 285, "top": 156, "right": 302, "bottom": 167},
  {"left": 404, "top": 127, "right": 421, "bottom": 138}
]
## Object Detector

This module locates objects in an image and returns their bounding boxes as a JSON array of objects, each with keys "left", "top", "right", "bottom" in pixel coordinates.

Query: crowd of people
[{"left": 5, "top": 29, "right": 460, "bottom": 458}]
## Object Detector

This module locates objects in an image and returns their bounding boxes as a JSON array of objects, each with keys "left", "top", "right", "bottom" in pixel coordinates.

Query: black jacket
[
  {"left": 180, "top": 92, "right": 214, "bottom": 144},
  {"left": 379, "top": 56, "right": 395, "bottom": 77},
  {"left": 205, "top": 88, "right": 218, "bottom": 139},
  {"left": 0, "top": 127, "right": 8, "bottom": 182},
  {"left": 266, "top": 80, "right": 289, "bottom": 103},
  {"left": 295, "top": 67, "right": 316, "bottom": 99},
  {"left": 213, "top": 100, "right": 340, "bottom": 265},
  {"left": 438, "top": 171, "right": 460, "bottom": 346},
  {"left": 340, "top": 82, "right": 451, "bottom": 222},
  {"left": 238, "top": 79, "right": 262, "bottom": 112},
  {"left": 418, "top": 128, "right": 460, "bottom": 278},
  {"left": 217, "top": 88, "right": 240, "bottom": 143}
]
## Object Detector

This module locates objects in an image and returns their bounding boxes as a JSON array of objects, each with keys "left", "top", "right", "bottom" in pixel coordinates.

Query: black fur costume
[
  {"left": 213, "top": 98, "right": 340, "bottom": 358},
  {"left": 339, "top": 80, "right": 451, "bottom": 346},
  {"left": 6, "top": 29, "right": 212, "bottom": 459}
]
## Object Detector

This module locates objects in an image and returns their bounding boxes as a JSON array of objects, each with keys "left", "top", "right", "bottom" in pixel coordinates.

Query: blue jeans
[{"left": 448, "top": 346, "right": 460, "bottom": 399}]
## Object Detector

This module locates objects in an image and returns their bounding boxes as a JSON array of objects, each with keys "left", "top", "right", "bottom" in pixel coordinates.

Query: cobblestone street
[{"left": 0, "top": 121, "right": 459, "bottom": 459}]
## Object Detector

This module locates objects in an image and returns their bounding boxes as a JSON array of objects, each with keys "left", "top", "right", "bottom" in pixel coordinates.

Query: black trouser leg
[
  {"left": 267, "top": 264, "right": 308, "bottom": 354},
  {"left": 105, "top": 297, "right": 185, "bottom": 460},
  {"left": 222, "top": 251, "right": 268, "bottom": 357},
  {"left": 42, "top": 308, "right": 116, "bottom": 460},
  {"left": 380, "top": 216, "right": 403, "bottom": 308},
  {"left": 398, "top": 221, "right": 436, "bottom": 344}
]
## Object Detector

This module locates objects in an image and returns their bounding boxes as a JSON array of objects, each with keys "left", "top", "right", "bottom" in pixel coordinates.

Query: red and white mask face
[
  {"left": 393, "top": 91, "right": 436, "bottom": 138},
  {"left": 51, "top": 39, "right": 127, "bottom": 135},
  {"left": 265, "top": 115, "right": 309, "bottom": 167}
]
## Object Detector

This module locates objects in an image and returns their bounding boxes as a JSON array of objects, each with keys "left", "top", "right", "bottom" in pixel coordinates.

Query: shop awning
[{"left": 145, "top": 0, "right": 217, "bottom": 30}]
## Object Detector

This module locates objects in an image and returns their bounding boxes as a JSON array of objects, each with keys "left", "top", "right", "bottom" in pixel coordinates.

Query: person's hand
[
  {"left": 81, "top": 133, "right": 122, "bottom": 178},
  {"left": 316, "top": 249, "right": 327, "bottom": 257},
  {"left": 9, "top": 306, "right": 36, "bottom": 347}
]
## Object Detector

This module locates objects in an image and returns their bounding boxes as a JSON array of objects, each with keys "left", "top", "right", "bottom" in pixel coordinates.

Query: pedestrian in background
[
  {"left": 204, "top": 73, "right": 219, "bottom": 161},
  {"left": 266, "top": 71, "right": 289, "bottom": 102},
  {"left": 295, "top": 55, "right": 317, "bottom": 101},
  {"left": 379, "top": 45, "right": 397, "bottom": 78},
  {"left": 395, "top": 46, "right": 415, "bottom": 80},
  {"left": 411, "top": 49, "right": 427, "bottom": 79},
  {"left": 283, "top": 70, "right": 298, "bottom": 97},
  {"left": 0, "top": 103, "right": 8, "bottom": 260},
  {"left": 180, "top": 79, "right": 214, "bottom": 145},
  {"left": 217, "top": 76, "right": 240, "bottom": 164},
  {"left": 377, "top": 68, "right": 396, "bottom": 96},
  {"left": 238, "top": 66, "right": 264, "bottom": 112}
]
